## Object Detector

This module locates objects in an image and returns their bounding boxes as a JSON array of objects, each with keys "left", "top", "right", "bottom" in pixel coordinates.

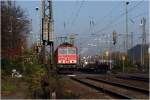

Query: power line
[
  {"left": 80, "top": 10, "right": 147, "bottom": 37},
  {"left": 82, "top": 2, "right": 141, "bottom": 35},
  {"left": 81, "top": 2, "right": 123, "bottom": 35},
  {"left": 65, "top": 0, "right": 80, "bottom": 33},
  {"left": 69, "top": 0, "right": 85, "bottom": 33},
  {"left": 106, "top": 12, "right": 147, "bottom": 32},
  {"left": 130, "top": 12, "right": 147, "bottom": 20},
  {"left": 95, "top": 2, "right": 123, "bottom": 27},
  {"left": 93, "top": 0, "right": 145, "bottom": 35},
  {"left": 79, "top": 12, "right": 147, "bottom": 50}
]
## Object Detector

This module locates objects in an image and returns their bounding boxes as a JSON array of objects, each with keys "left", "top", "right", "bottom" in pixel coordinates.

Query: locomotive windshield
[
  {"left": 58, "top": 48, "right": 67, "bottom": 54},
  {"left": 58, "top": 48, "right": 76, "bottom": 54},
  {"left": 68, "top": 48, "right": 76, "bottom": 54}
]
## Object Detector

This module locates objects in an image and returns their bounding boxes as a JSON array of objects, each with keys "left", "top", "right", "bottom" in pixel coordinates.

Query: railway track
[
  {"left": 91, "top": 74, "right": 149, "bottom": 91},
  {"left": 87, "top": 77, "right": 149, "bottom": 94},
  {"left": 71, "top": 77, "right": 132, "bottom": 99},
  {"left": 115, "top": 75, "right": 149, "bottom": 82},
  {"left": 71, "top": 76, "right": 149, "bottom": 99},
  {"left": 115, "top": 73, "right": 149, "bottom": 82}
]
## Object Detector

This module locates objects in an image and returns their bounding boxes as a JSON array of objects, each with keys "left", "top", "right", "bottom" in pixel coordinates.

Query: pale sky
[{"left": 16, "top": 0, "right": 149, "bottom": 55}]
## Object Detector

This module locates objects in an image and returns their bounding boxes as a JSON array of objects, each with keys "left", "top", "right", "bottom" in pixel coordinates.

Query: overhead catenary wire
[
  {"left": 130, "top": 12, "right": 147, "bottom": 22},
  {"left": 80, "top": 1, "right": 147, "bottom": 54},
  {"left": 56, "top": 0, "right": 147, "bottom": 51},
  {"left": 69, "top": 0, "right": 85, "bottom": 33},
  {"left": 59, "top": 11, "right": 147, "bottom": 39},
  {"left": 94, "top": 2, "right": 123, "bottom": 27},
  {"left": 77, "top": 13, "right": 148, "bottom": 52},
  {"left": 81, "top": 0, "right": 144, "bottom": 35},
  {"left": 81, "top": 2, "right": 123, "bottom": 35},
  {"left": 60, "top": 9, "right": 147, "bottom": 39},
  {"left": 65, "top": 0, "right": 79, "bottom": 34},
  {"left": 92, "top": 0, "right": 145, "bottom": 35},
  {"left": 107, "top": 12, "right": 147, "bottom": 33}
]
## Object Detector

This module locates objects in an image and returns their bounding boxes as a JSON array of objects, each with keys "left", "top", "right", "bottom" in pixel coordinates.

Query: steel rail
[
  {"left": 71, "top": 77, "right": 132, "bottom": 99},
  {"left": 87, "top": 77, "right": 149, "bottom": 95},
  {"left": 116, "top": 76, "right": 149, "bottom": 82}
]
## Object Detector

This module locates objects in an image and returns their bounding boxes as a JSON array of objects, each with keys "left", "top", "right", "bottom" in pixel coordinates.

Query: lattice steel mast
[{"left": 41, "top": 0, "right": 55, "bottom": 71}]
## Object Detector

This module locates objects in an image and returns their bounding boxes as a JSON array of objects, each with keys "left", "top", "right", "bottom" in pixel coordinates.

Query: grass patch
[{"left": 1, "top": 79, "right": 16, "bottom": 95}]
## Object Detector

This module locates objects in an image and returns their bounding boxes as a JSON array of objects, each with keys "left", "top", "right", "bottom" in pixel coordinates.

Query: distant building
[{"left": 127, "top": 44, "right": 149, "bottom": 64}]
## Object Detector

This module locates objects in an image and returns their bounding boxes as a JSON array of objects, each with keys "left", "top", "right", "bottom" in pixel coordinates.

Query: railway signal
[{"left": 112, "top": 31, "right": 117, "bottom": 45}]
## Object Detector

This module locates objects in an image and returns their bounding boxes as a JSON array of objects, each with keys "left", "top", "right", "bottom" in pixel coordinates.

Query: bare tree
[{"left": 1, "top": 1, "right": 30, "bottom": 60}]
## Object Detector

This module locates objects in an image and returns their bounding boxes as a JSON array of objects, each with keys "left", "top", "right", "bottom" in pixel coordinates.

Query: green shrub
[
  {"left": 24, "top": 64, "right": 45, "bottom": 75},
  {"left": 27, "top": 64, "right": 47, "bottom": 94}
]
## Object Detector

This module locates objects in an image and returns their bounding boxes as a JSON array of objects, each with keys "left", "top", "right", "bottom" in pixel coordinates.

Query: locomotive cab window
[
  {"left": 58, "top": 48, "right": 67, "bottom": 54},
  {"left": 68, "top": 48, "right": 76, "bottom": 54}
]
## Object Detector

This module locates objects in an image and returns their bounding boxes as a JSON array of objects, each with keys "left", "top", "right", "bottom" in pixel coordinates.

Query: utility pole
[
  {"left": 131, "top": 32, "right": 134, "bottom": 63},
  {"left": 41, "top": 0, "right": 55, "bottom": 98},
  {"left": 126, "top": 2, "right": 129, "bottom": 52},
  {"left": 41, "top": 0, "right": 54, "bottom": 72},
  {"left": 125, "top": 1, "right": 129, "bottom": 71},
  {"left": 140, "top": 17, "right": 146, "bottom": 69}
]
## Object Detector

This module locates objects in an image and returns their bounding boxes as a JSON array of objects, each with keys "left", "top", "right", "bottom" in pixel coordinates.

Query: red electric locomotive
[{"left": 55, "top": 42, "right": 78, "bottom": 69}]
